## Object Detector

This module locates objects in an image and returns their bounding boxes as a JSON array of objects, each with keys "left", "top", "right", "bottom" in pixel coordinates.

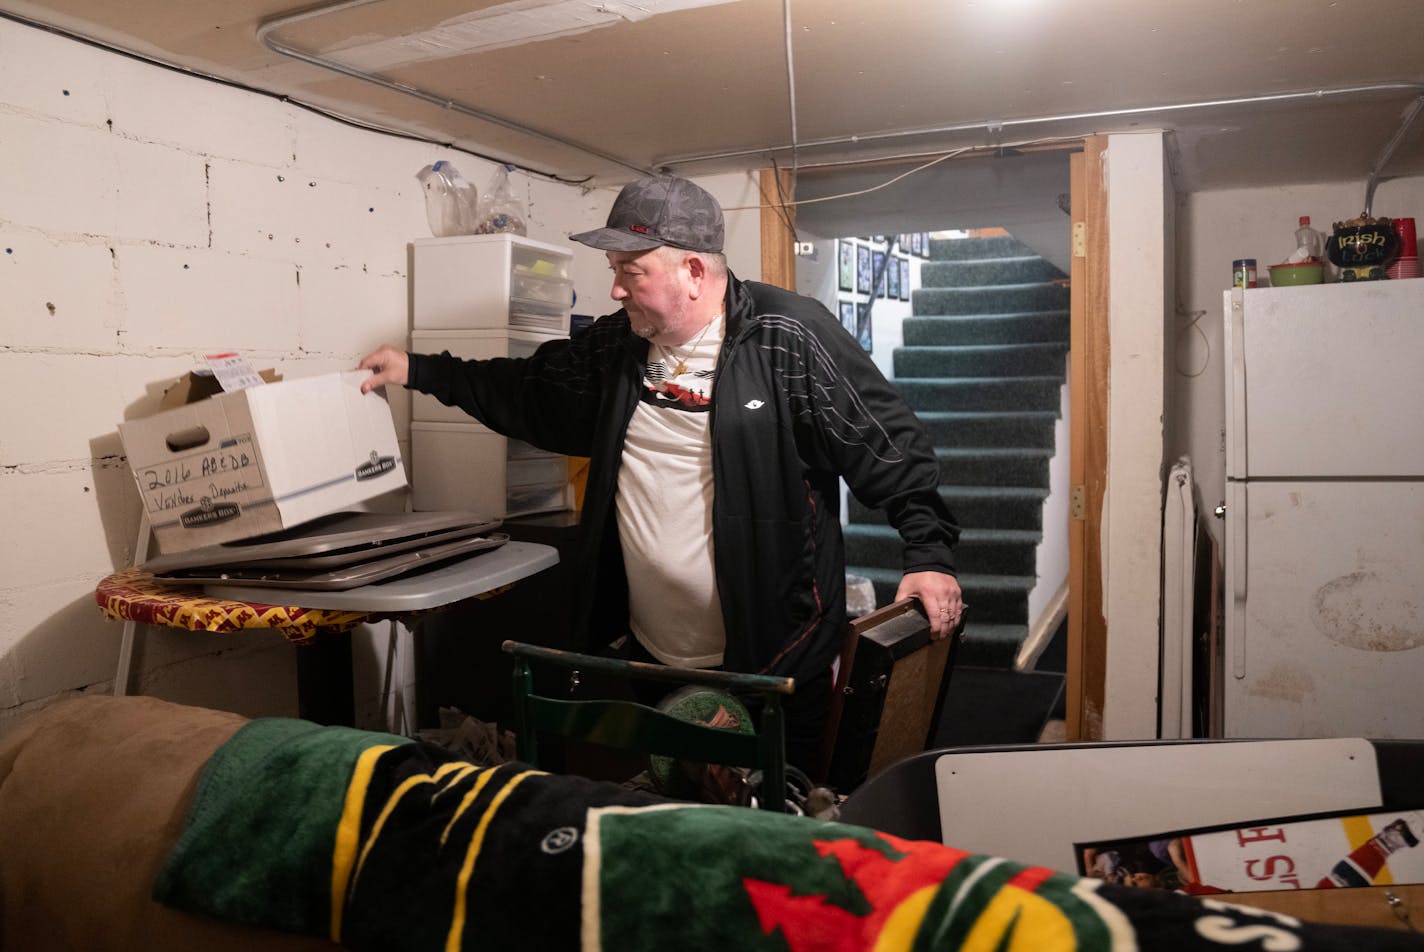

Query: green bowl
[{"left": 1268, "top": 262, "right": 1323, "bottom": 286}]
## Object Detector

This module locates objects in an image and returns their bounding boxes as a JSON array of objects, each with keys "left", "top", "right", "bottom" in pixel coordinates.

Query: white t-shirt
[{"left": 616, "top": 315, "right": 724, "bottom": 667}]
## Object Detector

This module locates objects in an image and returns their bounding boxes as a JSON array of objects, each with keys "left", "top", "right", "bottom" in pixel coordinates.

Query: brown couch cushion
[{"left": 0, "top": 694, "right": 335, "bottom": 951}]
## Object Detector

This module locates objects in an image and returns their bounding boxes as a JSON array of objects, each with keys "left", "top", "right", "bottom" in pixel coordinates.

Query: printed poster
[{"left": 1077, "top": 809, "right": 1424, "bottom": 896}]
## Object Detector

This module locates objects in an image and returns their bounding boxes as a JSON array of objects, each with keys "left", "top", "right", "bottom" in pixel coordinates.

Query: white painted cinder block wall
[{"left": 0, "top": 17, "right": 764, "bottom": 736}]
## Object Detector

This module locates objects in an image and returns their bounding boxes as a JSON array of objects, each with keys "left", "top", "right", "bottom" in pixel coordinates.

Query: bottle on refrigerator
[{"left": 1294, "top": 216, "right": 1324, "bottom": 261}]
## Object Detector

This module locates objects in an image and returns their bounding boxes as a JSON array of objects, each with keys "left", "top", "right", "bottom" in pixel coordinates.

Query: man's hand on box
[{"left": 358, "top": 345, "right": 410, "bottom": 393}]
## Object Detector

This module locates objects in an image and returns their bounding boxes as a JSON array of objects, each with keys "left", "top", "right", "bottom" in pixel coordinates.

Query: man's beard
[{"left": 628, "top": 299, "right": 686, "bottom": 343}]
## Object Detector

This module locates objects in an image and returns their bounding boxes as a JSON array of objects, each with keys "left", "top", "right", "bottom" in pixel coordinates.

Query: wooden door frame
[
  {"left": 1067, "top": 138, "right": 1109, "bottom": 740},
  {"left": 757, "top": 149, "right": 1110, "bottom": 740},
  {"left": 758, "top": 167, "right": 797, "bottom": 290}
]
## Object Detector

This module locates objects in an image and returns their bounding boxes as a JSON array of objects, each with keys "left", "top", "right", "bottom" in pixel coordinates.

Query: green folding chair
[{"left": 500, "top": 640, "right": 795, "bottom": 812}]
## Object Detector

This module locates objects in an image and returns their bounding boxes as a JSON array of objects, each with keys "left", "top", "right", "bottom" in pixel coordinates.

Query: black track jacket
[{"left": 406, "top": 274, "right": 959, "bottom": 682}]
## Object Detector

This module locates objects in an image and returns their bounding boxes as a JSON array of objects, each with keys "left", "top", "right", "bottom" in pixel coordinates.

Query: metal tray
[
  {"left": 141, "top": 510, "right": 501, "bottom": 575},
  {"left": 167, "top": 533, "right": 511, "bottom": 591}
]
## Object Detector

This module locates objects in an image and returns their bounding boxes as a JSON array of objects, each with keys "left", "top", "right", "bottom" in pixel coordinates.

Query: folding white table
[{"left": 97, "top": 541, "right": 559, "bottom": 726}]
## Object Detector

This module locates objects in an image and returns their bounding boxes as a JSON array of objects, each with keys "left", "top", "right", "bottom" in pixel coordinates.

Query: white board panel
[{"left": 935, "top": 739, "right": 1382, "bottom": 872}]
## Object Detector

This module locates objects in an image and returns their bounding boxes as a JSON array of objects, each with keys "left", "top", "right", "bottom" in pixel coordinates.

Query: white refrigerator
[{"left": 1222, "top": 280, "right": 1424, "bottom": 739}]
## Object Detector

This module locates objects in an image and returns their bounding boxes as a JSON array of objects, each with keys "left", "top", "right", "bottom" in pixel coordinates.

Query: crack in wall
[{"left": 2, "top": 459, "right": 110, "bottom": 475}]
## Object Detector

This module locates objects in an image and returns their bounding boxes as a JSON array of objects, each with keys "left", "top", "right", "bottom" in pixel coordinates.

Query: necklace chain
[{"left": 659, "top": 313, "right": 721, "bottom": 376}]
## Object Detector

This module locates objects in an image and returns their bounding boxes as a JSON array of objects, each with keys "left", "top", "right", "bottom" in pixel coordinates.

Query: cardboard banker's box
[{"left": 119, "top": 370, "right": 406, "bottom": 553}]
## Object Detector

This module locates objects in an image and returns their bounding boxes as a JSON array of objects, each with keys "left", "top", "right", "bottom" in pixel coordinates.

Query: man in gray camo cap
[
  {"left": 360, "top": 173, "right": 962, "bottom": 785},
  {"left": 567, "top": 175, "right": 730, "bottom": 345},
  {"left": 570, "top": 175, "right": 725, "bottom": 254}
]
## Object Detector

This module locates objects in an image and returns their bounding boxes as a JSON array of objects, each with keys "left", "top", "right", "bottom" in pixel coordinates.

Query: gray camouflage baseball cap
[{"left": 570, "top": 175, "right": 724, "bottom": 253}]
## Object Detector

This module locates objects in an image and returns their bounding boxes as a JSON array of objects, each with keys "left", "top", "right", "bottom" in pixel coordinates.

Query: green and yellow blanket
[{"left": 154, "top": 718, "right": 1423, "bottom": 951}]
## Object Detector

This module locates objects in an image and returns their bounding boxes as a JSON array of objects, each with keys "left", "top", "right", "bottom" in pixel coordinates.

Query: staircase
[{"left": 845, "top": 233, "right": 1069, "bottom": 671}]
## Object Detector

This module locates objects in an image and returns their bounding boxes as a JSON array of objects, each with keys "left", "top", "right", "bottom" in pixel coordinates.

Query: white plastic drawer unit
[
  {"left": 410, "top": 422, "right": 506, "bottom": 516},
  {"left": 411, "top": 233, "right": 573, "bottom": 335},
  {"left": 408, "top": 329, "right": 560, "bottom": 424},
  {"left": 507, "top": 455, "right": 567, "bottom": 487},
  {"left": 509, "top": 270, "right": 576, "bottom": 334},
  {"left": 507, "top": 481, "right": 572, "bottom": 517},
  {"left": 507, "top": 437, "right": 553, "bottom": 460},
  {"left": 408, "top": 232, "right": 575, "bottom": 518},
  {"left": 410, "top": 422, "right": 571, "bottom": 518}
]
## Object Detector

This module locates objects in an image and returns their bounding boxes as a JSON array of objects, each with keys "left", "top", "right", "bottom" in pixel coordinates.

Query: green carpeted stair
[{"left": 846, "top": 234, "right": 1069, "bottom": 669}]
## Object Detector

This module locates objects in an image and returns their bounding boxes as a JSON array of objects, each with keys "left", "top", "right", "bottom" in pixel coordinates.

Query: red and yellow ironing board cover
[{"left": 96, "top": 568, "right": 369, "bottom": 645}]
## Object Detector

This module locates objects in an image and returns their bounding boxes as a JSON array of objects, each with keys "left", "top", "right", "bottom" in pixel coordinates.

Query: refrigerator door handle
[
  {"left": 1227, "top": 480, "right": 1248, "bottom": 679},
  {"left": 1225, "top": 290, "right": 1249, "bottom": 478}
]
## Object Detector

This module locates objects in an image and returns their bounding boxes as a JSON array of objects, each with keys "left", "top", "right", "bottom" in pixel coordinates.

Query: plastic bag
[
  {"left": 416, "top": 161, "right": 479, "bottom": 237},
  {"left": 845, "top": 573, "right": 877, "bottom": 618},
  {"left": 475, "top": 164, "right": 528, "bottom": 235}
]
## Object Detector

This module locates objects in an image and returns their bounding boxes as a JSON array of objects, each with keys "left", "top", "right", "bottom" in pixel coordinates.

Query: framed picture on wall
[
  {"left": 838, "top": 240, "right": 855, "bottom": 292},
  {"left": 856, "top": 244, "right": 873, "bottom": 294},
  {"left": 838, "top": 299, "right": 857, "bottom": 336},
  {"left": 872, "top": 250, "right": 887, "bottom": 297},
  {"left": 857, "top": 302, "right": 873, "bottom": 352},
  {"left": 899, "top": 257, "right": 911, "bottom": 301},
  {"left": 886, "top": 255, "right": 900, "bottom": 299},
  {"left": 911, "top": 232, "right": 924, "bottom": 256}
]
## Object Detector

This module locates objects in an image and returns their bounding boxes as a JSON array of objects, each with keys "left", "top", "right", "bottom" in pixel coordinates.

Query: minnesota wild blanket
[{"left": 154, "top": 718, "right": 1424, "bottom": 951}]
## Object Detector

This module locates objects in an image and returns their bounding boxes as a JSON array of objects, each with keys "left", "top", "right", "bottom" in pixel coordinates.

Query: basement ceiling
[{"left": 4, "top": 0, "right": 1423, "bottom": 203}]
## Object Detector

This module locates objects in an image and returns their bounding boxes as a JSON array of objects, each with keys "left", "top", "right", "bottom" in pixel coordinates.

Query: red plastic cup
[
  {"left": 1393, "top": 217, "right": 1417, "bottom": 257},
  {"left": 1388, "top": 256, "right": 1419, "bottom": 280}
]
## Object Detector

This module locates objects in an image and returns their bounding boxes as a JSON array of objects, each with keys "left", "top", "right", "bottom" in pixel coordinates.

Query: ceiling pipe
[
  {"left": 256, "top": 0, "right": 654, "bottom": 177},
  {"left": 258, "top": 2, "right": 1424, "bottom": 197},
  {"left": 655, "top": 83, "right": 1424, "bottom": 171},
  {"left": 1364, "top": 94, "right": 1424, "bottom": 217}
]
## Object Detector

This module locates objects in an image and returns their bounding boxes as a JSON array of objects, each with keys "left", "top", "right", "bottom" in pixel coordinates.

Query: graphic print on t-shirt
[{"left": 643, "top": 358, "right": 714, "bottom": 410}]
